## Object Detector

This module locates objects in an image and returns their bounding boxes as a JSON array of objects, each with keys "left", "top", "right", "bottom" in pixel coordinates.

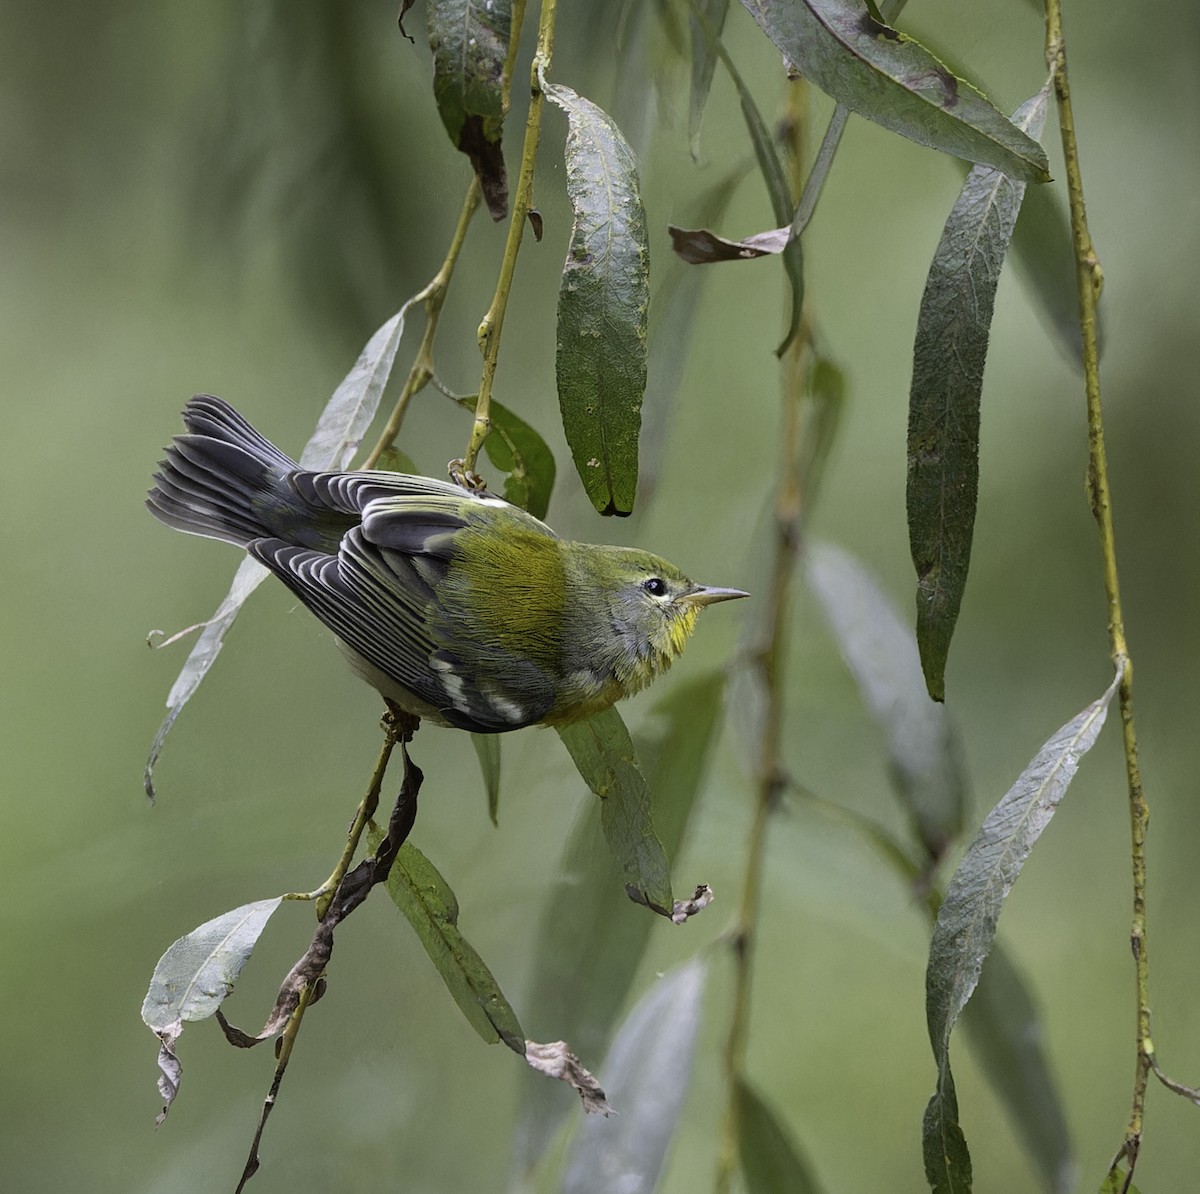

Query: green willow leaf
[
  {"left": 471, "top": 732, "right": 502, "bottom": 825},
  {"left": 556, "top": 707, "right": 674, "bottom": 915},
  {"left": 145, "top": 302, "right": 412, "bottom": 798},
  {"left": 516, "top": 673, "right": 725, "bottom": 1175},
  {"left": 547, "top": 83, "right": 649, "bottom": 516},
  {"left": 741, "top": 0, "right": 1050, "bottom": 182},
  {"left": 962, "top": 943, "right": 1075, "bottom": 1194},
  {"left": 907, "top": 86, "right": 1050, "bottom": 700},
  {"left": 374, "top": 831, "right": 525, "bottom": 1053},
  {"left": 426, "top": 0, "right": 514, "bottom": 219},
  {"left": 688, "top": 0, "right": 731, "bottom": 157},
  {"left": 561, "top": 959, "right": 709, "bottom": 1194},
  {"left": 807, "top": 541, "right": 966, "bottom": 862},
  {"left": 482, "top": 398, "right": 557, "bottom": 520},
  {"left": 924, "top": 668, "right": 1120, "bottom": 1194},
  {"left": 737, "top": 1078, "right": 825, "bottom": 1194}
]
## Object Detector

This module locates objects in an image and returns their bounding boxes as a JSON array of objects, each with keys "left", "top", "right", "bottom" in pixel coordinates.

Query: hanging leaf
[
  {"left": 145, "top": 301, "right": 414, "bottom": 798},
  {"left": 426, "top": 0, "right": 514, "bottom": 220},
  {"left": 556, "top": 707, "right": 675, "bottom": 917},
  {"left": 923, "top": 667, "right": 1120, "bottom": 1194},
  {"left": 686, "top": 0, "right": 804, "bottom": 354},
  {"left": 737, "top": 1078, "right": 826, "bottom": 1194},
  {"left": 688, "top": 0, "right": 731, "bottom": 157},
  {"left": 547, "top": 83, "right": 649, "bottom": 516},
  {"left": 806, "top": 541, "right": 966, "bottom": 862},
  {"left": 374, "top": 830, "right": 525, "bottom": 1053},
  {"left": 797, "top": 355, "right": 846, "bottom": 513},
  {"left": 1011, "top": 179, "right": 1102, "bottom": 370},
  {"left": 962, "top": 943, "right": 1075, "bottom": 1194},
  {"left": 482, "top": 398, "right": 557, "bottom": 519},
  {"left": 740, "top": 0, "right": 1050, "bottom": 182},
  {"left": 561, "top": 959, "right": 709, "bottom": 1194},
  {"left": 907, "top": 85, "right": 1050, "bottom": 700},
  {"left": 141, "top": 897, "right": 283, "bottom": 1122},
  {"left": 471, "top": 733, "right": 502, "bottom": 825},
  {"left": 516, "top": 673, "right": 726, "bottom": 1174}
]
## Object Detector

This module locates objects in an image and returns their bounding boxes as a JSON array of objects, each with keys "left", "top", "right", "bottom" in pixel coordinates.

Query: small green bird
[{"left": 148, "top": 396, "right": 747, "bottom": 732}]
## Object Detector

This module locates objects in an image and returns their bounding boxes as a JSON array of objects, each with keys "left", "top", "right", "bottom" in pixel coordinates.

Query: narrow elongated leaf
[
  {"left": 924, "top": 668, "right": 1121, "bottom": 1193},
  {"left": 375, "top": 831, "right": 525, "bottom": 1053},
  {"left": 907, "top": 87, "right": 1049, "bottom": 700},
  {"left": 741, "top": 0, "right": 1050, "bottom": 182},
  {"left": 482, "top": 398, "right": 556, "bottom": 519},
  {"left": 426, "top": 0, "right": 514, "bottom": 219},
  {"left": 548, "top": 84, "right": 648, "bottom": 516},
  {"left": 807, "top": 541, "right": 966, "bottom": 861},
  {"left": 517, "top": 675, "right": 725, "bottom": 1173},
  {"left": 737, "top": 1078, "right": 825, "bottom": 1194},
  {"left": 141, "top": 897, "right": 283, "bottom": 1122},
  {"left": 145, "top": 303, "right": 412, "bottom": 798},
  {"left": 923, "top": 1064, "right": 973, "bottom": 1194},
  {"left": 688, "top": 0, "right": 731, "bottom": 157},
  {"left": 556, "top": 707, "right": 674, "bottom": 915},
  {"left": 962, "top": 943, "right": 1075, "bottom": 1194},
  {"left": 561, "top": 959, "right": 709, "bottom": 1194},
  {"left": 687, "top": 0, "right": 803, "bottom": 354},
  {"left": 1011, "top": 179, "right": 1101, "bottom": 369},
  {"left": 471, "top": 733, "right": 502, "bottom": 825}
]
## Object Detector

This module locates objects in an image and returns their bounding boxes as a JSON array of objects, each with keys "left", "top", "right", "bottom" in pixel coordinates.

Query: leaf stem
[
  {"left": 361, "top": 179, "right": 482, "bottom": 468},
  {"left": 1043, "top": 0, "right": 1153, "bottom": 1170},
  {"left": 715, "top": 79, "right": 810, "bottom": 1194},
  {"left": 464, "top": 0, "right": 558, "bottom": 474}
]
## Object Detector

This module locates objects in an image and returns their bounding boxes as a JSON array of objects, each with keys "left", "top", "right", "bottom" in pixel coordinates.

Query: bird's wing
[{"left": 248, "top": 518, "right": 555, "bottom": 733}]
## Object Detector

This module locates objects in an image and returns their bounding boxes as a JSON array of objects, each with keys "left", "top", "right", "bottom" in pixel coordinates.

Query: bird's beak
[{"left": 684, "top": 585, "right": 750, "bottom": 607}]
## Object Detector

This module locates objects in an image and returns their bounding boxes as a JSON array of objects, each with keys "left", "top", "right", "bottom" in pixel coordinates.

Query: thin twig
[
  {"left": 714, "top": 78, "right": 810, "bottom": 1194},
  {"left": 1043, "top": 0, "right": 1153, "bottom": 1176},
  {"left": 233, "top": 720, "right": 423, "bottom": 1191},
  {"left": 464, "top": 0, "right": 558, "bottom": 474},
  {"left": 361, "top": 179, "right": 482, "bottom": 468}
]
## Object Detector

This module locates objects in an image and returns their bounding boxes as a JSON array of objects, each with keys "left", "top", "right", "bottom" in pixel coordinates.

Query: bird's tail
[{"left": 147, "top": 395, "right": 307, "bottom": 548}]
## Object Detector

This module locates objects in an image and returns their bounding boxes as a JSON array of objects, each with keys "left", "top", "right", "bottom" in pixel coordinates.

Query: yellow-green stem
[
  {"left": 1044, "top": 0, "right": 1150, "bottom": 1165},
  {"left": 715, "top": 81, "right": 809, "bottom": 1193},
  {"left": 282, "top": 712, "right": 399, "bottom": 915},
  {"left": 464, "top": 0, "right": 558, "bottom": 473},
  {"left": 362, "top": 178, "right": 481, "bottom": 468}
]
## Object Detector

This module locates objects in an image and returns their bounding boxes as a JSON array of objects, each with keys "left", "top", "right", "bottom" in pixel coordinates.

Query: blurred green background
[{"left": 4, "top": 2, "right": 1199, "bottom": 1192}]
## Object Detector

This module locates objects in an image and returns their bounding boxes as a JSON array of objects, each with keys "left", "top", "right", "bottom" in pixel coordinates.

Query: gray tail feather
[{"left": 147, "top": 395, "right": 301, "bottom": 547}]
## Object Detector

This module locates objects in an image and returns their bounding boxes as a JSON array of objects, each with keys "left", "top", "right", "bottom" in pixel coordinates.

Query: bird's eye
[{"left": 642, "top": 577, "right": 669, "bottom": 597}]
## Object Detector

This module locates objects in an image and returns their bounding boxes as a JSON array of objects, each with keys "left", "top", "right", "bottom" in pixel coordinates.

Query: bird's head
[{"left": 585, "top": 547, "right": 749, "bottom": 684}]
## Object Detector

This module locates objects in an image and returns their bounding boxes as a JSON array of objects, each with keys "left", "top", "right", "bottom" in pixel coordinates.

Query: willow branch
[
  {"left": 1043, "top": 0, "right": 1156, "bottom": 1174},
  {"left": 714, "top": 78, "right": 810, "bottom": 1194},
  {"left": 464, "top": 0, "right": 558, "bottom": 473},
  {"left": 361, "top": 179, "right": 482, "bottom": 468}
]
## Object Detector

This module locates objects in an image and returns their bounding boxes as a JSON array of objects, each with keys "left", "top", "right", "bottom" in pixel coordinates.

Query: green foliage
[
  {"left": 556, "top": 708, "right": 675, "bottom": 916},
  {"left": 426, "top": 0, "right": 515, "bottom": 219},
  {"left": 547, "top": 82, "right": 650, "bottom": 516},
  {"left": 122, "top": 4, "right": 1186, "bottom": 1193},
  {"left": 372, "top": 829, "right": 526, "bottom": 1053},
  {"left": 907, "top": 88, "right": 1049, "bottom": 699},
  {"left": 740, "top": 0, "right": 1050, "bottom": 181}
]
